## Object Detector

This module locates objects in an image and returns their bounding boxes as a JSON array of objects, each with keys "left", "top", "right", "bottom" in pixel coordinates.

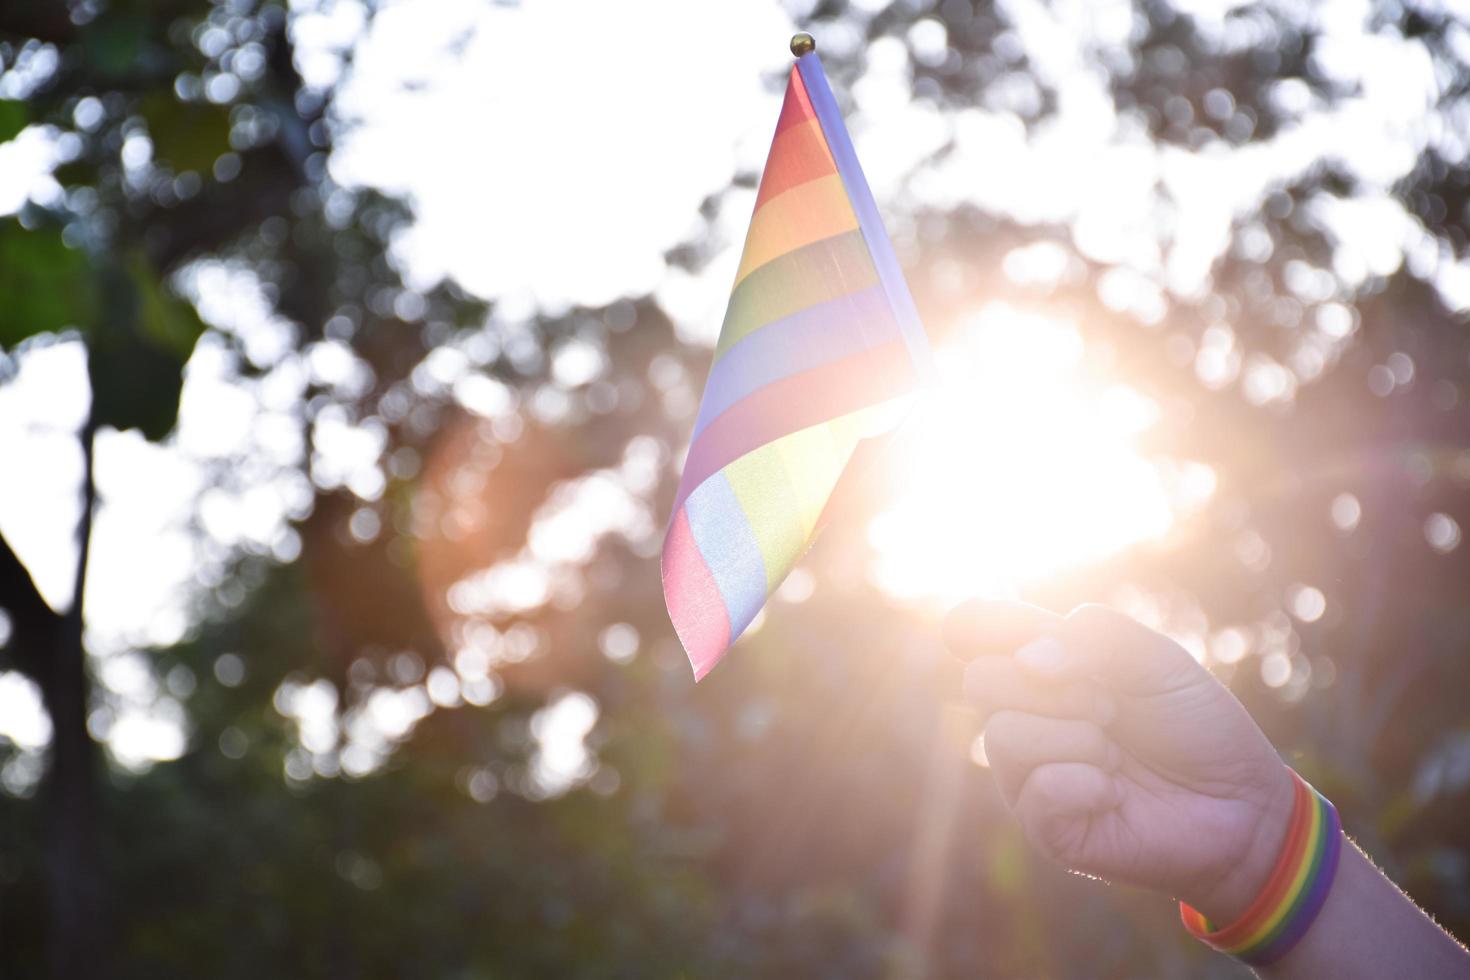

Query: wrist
[
  {"left": 1187, "top": 764, "right": 1297, "bottom": 923},
  {"left": 1180, "top": 768, "right": 1345, "bottom": 966}
]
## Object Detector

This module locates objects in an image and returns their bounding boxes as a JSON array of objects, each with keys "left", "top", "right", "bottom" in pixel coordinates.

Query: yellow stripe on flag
[
  {"left": 723, "top": 443, "right": 806, "bottom": 591},
  {"left": 772, "top": 422, "right": 845, "bottom": 540},
  {"left": 723, "top": 400, "right": 904, "bottom": 589},
  {"left": 826, "top": 400, "right": 905, "bottom": 450}
]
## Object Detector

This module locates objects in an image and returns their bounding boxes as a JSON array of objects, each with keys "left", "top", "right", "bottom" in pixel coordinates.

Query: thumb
[
  {"left": 942, "top": 598, "right": 1062, "bottom": 662},
  {"left": 1054, "top": 604, "right": 1207, "bottom": 692}
]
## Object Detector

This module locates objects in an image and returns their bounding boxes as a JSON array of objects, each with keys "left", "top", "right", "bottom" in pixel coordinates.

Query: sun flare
[{"left": 868, "top": 304, "right": 1214, "bottom": 604}]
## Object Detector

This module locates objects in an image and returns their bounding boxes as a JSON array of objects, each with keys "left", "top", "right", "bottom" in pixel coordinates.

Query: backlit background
[{"left": 1, "top": 1, "right": 1468, "bottom": 977}]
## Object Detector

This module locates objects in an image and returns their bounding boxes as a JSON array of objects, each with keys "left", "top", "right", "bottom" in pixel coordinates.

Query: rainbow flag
[{"left": 662, "top": 46, "right": 935, "bottom": 680}]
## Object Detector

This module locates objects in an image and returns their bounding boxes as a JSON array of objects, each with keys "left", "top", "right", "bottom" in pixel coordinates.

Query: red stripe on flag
[
  {"left": 774, "top": 65, "right": 818, "bottom": 136},
  {"left": 662, "top": 506, "right": 732, "bottom": 680},
  {"left": 753, "top": 118, "right": 836, "bottom": 211},
  {"left": 674, "top": 340, "right": 917, "bottom": 513}
]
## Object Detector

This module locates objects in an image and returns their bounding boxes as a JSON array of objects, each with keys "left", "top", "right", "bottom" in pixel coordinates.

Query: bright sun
[{"left": 867, "top": 303, "right": 1214, "bottom": 604}]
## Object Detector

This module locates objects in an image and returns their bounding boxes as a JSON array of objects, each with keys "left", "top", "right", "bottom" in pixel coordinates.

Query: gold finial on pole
[{"left": 790, "top": 32, "right": 816, "bottom": 57}]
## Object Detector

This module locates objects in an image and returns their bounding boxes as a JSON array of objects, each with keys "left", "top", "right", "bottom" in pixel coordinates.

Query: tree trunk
[
  {"left": 45, "top": 414, "right": 108, "bottom": 979},
  {"left": 0, "top": 415, "right": 110, "bottom": 978}
]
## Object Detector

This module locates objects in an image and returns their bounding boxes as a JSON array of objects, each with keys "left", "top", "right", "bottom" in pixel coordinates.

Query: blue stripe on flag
[
  {"left": 692, "top": 284, "right": 897, "bottom": 438},
  {"left": 683, "top": 471, "right": 768, "bottom": 638}
]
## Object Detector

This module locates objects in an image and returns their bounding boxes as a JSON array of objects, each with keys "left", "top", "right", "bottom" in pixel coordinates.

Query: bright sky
[
  {"left": 327, "top": 0, "right": 796, "bottom": 313},
  {"left": 0, "top": 0, "right": 1464, "bottom": 782}
]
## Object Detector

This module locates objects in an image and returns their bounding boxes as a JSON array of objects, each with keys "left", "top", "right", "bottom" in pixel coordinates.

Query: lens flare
[{"left": 868, "top": 304, "right": 1198, "bottom": 603}]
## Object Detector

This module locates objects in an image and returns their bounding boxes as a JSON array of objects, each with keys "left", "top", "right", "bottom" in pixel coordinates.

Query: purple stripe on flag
[
  {"left": 693, "top": 284, "right": 898, "bottom": 439},
  {"left": 673, "top": 339, "right": 917, "bottom": 514},
  {"left": 683, "top": 472, "right": 768, "bottom": 639},
  {"left": 797, "top": 52, "right": 936, "bottom": 385}
]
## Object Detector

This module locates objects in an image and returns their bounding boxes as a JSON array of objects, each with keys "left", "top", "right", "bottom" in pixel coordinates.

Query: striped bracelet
[{"left": 1179, "top": 768, "right": 1343, "bottom": 966}]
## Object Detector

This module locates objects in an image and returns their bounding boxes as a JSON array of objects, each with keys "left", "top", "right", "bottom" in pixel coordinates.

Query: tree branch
[
  {"left": 0, "top": 512, "right": 60, "bottom": 681},
  {"left": 65, "top": 416, "right": 98, "bottom": 648}
]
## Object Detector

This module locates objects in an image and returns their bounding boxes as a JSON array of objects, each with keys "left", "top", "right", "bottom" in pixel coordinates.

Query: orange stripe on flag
[{"left": 735, "top": 174, "right": 857, "bottom": 286}]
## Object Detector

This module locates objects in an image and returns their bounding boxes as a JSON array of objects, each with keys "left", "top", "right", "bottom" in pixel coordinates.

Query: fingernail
[{"left": 1015, "top": 636, "right": 1069, "bottom": 675}]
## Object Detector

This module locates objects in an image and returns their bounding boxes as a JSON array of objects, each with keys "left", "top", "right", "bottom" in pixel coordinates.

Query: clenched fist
[{"left": 945, "top": 600, "right": 1293, "bottom": 924}]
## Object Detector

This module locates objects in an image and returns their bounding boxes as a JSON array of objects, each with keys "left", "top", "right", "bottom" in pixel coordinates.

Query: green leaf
[
  {"left": 0, "top": 219, "right": 97, "bottom": 348},
  {"left": 87, "top": 332, "right": 186, "bottom": 442},
  {"left": 0, "top": 100, "right": 27, "bottom": 144},
  {"left": 127, "top": 250, "right": 204, "bottom": 358},
  {"left": 138, "top": 94, "right": 233, "bottom": 176},
  {"left": 51, "top": 159, "right": 100, "bottom": 188},
  {"left": 83, "top": 254, "right": 203, "bottom": 441},
  {"left": 75, "top": 13, "right": 151, "bottom": 81},
  {"left": 0, "top": 224, "right": 195, "bottom": 442}
]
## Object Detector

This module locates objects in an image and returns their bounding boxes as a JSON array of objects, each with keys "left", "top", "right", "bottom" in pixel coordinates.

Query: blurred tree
[
  {"left": 0, "top": 3, "right": 253, "bottom": 973},
  {"left": 0, "top": 0, "right": 1467, "bottom": 978}
]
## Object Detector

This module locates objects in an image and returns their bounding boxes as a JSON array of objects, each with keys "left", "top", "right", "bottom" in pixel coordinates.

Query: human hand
[{"left": 945, "top": 600, "right": 1295, "bottom": 923}]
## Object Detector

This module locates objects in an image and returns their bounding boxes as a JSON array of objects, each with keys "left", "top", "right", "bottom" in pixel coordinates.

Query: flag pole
[
  {"left": 791, "top": 31, "right": 937, "bottom": 385},
  {"left": 786, "top": 29, "right": 938, "bottom": 533}
]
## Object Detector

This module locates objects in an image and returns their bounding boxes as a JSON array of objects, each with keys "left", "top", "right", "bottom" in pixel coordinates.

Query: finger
[
  {"left": 963, "top": 657, "right": 1115, "bottom": 726},
  {"left": 1056, "top": 604, "right": 1207, "bottom": 691},
  {"left": 1012, "top": 763, "right": 1120, "bottom": 865},
  {"left": 982, "top": 711, "right": 1119, "bottom": 806},
  {"left": 1012, "top": 635, "right": 1074, "bottom": 683},
  {"left": 942, "top": 599, "right": 1062, "bottom": 663},
  {"left": 1016, "top": 762, "right": 1120, "bottom": 819}
]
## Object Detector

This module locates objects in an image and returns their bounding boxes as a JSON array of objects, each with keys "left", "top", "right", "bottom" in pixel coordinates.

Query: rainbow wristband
[{"left": 1179, "top": 769, "right": 1342, "bottom": 966}]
